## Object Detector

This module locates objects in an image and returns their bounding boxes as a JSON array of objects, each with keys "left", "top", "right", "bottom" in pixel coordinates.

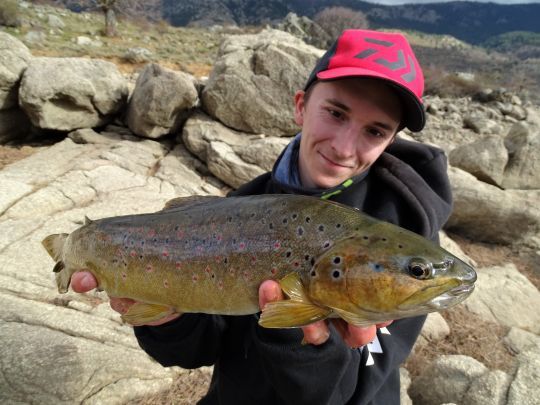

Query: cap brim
[{"left": 317, "top": 68, "right": 425, "bottom": 132}]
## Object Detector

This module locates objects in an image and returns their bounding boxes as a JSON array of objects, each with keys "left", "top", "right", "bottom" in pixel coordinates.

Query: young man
[{"left": 72, "top": 29, "right": 452, "bottom": 404}]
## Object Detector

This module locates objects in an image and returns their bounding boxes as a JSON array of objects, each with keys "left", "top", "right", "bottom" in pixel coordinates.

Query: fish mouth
[{"left": 427, "top": 282, "right": 475, "bottom": 310}]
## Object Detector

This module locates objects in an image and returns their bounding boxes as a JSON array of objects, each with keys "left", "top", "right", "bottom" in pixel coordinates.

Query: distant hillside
[{"left": 160, "top": 0, "right": 540, "bottom": 45}]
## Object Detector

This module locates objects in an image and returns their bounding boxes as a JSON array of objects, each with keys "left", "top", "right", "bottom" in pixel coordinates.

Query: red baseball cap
[{"left": 305, "top": 29, "right": 426, "bottom": 132}]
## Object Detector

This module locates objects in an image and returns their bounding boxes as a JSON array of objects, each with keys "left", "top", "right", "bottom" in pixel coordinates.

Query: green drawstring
[{"left": 320, "top": 179, "right": 354, "bottom": 200}]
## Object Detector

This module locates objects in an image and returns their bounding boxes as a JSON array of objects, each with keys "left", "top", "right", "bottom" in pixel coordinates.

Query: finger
[
  {"left": 71, "top": 271, "right": 98, "bottom": 293},
  {"left": 301, "top": 320, "right": 330, "bottom": 345},
  {"left": 342, "top": 322, "right": 377, "bottom": 348},
  {"left": 258, "top": 280, "right": 283, "bottom": 310}
]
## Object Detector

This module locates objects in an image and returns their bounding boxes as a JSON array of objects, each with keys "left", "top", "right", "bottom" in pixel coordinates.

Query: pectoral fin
[
  {"left": 279, "top": 272, "right": 308, "bottom": 301},
  {"left": 259, "top": 301, "right": 332, "bottom": 328},
  {"left": 121, "top": 302, "right": 175, "bottom": 326}
]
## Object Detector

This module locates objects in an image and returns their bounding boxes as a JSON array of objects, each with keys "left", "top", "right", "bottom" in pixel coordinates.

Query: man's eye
[
  {"left": 328, "top": 109, "right": 343, "bottom": 119},
  {"left": 367, "top": 128, "right": 384, "bottom": 138}
]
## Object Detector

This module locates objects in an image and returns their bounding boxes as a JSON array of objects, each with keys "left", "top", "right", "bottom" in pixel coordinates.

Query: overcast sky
[{"left": 365, "top": 0, "right": 539, "bottom": 4}]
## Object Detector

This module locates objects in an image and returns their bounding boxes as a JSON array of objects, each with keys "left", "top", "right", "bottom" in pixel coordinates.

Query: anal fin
[{"left": 121, "top": 302, "right": 175, "bottom": 326}]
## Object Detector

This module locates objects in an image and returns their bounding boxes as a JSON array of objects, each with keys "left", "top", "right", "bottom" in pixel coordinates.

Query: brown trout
[{"left": 42, "top": 194, "right": 476, "bottom": 327}]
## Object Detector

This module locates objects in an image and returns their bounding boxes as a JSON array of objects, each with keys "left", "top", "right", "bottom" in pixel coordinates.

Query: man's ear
[{"left": 294, "top": 90, "right": 305, "bottom": 126}]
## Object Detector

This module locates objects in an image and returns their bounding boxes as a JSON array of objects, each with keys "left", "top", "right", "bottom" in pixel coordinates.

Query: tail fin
[
  {"left": 42, "top": 234, "right": 68, "bottom": 261},
  {"left": 42, "top": 234, "right": 71, "bottom": 293}
]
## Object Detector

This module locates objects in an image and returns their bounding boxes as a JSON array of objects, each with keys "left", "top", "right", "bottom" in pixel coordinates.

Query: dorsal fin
[
  {"left": 84, "top": 216, "right": 93, "bottom": 225},
  {"left": 161, "top": 195, "right": 221, "bottom": 211}
]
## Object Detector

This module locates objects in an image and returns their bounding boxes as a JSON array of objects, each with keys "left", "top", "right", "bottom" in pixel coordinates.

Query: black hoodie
[{"left": 134, "top": 138, "right": 452, "bottom": 405}]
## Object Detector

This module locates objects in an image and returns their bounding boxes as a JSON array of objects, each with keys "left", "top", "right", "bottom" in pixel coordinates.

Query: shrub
[
  {"left": 0, "top": 0, "right": 21, "bottom": 27},
  {"left": 313, "top": 6, "right": 369, "bottom": 43}
]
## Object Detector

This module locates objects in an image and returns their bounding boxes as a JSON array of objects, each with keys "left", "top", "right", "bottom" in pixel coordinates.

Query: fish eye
[{"left": 408, "top": 259, "right": 433, "bottom": 280}]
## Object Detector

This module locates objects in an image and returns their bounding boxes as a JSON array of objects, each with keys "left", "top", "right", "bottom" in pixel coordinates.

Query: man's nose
[{"left": 331, "top": 127, "right": 357, "bottom": 157}]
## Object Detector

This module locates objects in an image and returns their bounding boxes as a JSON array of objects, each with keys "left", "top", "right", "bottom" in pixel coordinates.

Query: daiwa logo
[{"left": 354, "top": 38, "right": 417, "bottom": 83}]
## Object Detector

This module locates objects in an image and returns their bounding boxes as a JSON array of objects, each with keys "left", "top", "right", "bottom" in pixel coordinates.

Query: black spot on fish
[
  {"left": 297, "top": 227, "right": 304, "bottom": 236},
  {"left": 305, "top": 216, "right": 311, "bottom": 223},
  {"left": 323, "top": 241, "right": 331, "bottom": 249},
  {"left": 139, "top": 255, "right": 143, "bottom": 259},
  {"left": 223, "top": 257, "right": 228, "bottom": 264},
  {"left": 382, "top": 237, "right": 387, "bottom": 242},
  {"left": 141, "top": 241, "right": 145, "bottom": 246},
  {"left": 363, "top": 235, "right": 369, "bottom": 240},
  {"left": 332, "top": 270, "right": 341, "bottom": 279},
  {"left": 250, "top": 212, "right": 256, "bottom": 218},
  {"left": 269, "top": 223, "right": 274, "bottom": 230},
  {"left": 398, "top": 244, "right": 404, "bottom": 249},
  {"left": 311, "top": 270, "right": 316, "bottom": 277},
  {"left": 165, "top": 238, "right": 169, "bottom": 244},
  {"left": 310, "top": 258, "right": 315, "bottom": 266},
  {"left": 292, "top": 213, "right": 298, "bottom": 220},
  {"left": 174, "top": 225, "right": 179, "bottom": 231},
  {"left": 333, "top": 256, "right": 341, "bottom": 265},
  {"left": 286, "top": 251, "right": 292, "bottom": 258},
  {"left": 227, "top": 216, "right": 233, "bottom": 223},
  {"left": 318, "top": 225, "right": 325, "bottom": 232},
  {"left": 282, "top": 218, "right": 288, "bottom": 224},
  {"left": 336, "top": 223, "right": 342, "bottom": 229},
  {"left": 305, "top": 255, "right": 310, "bottom": 261}
]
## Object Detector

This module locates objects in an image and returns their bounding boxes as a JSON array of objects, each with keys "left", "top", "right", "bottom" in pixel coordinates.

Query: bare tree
[
  {"left": 314, "top": 7, "right": 369, "bottom": 43},
  {"left": 96, "top": 0, "right": 118, "bottom": 37}
]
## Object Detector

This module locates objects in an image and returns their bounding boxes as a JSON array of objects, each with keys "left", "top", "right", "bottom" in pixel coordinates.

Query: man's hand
[
  {"left": 258, "top": 280, "right": 392, "bottom": 347},
  {"left": 71, "top": 271, "right": 181, "bottom": 326}
]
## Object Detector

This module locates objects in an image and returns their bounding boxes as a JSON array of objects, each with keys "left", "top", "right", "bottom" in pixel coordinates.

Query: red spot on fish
[
  {"left": 205, "top": 266, "right": 211, "bottom": 274},
  {"left": 162, "top": 250, "right": 169, "bottom": 257},
  {"left": 239, "top": 242, "right": 246, "bottom": 250},
  {"left": 273, "top": 241, "right": 281, "bottom": 250},
  {"left": 130, "top": 250, "right": 137, "bottom": 257},
  {"left": 147, "top": 229, "right": 156, "bottom": 237},
  {"left": 251, "top": 255, "right": 257, "bottom": 264},
  {"left": 218, "top": 280, "right": 224, "bottom": 290},
  {"left": 175, "top": 261, "right": 182, "bottom": 269},
  {"left": 215, "top": 255, "right": 222, "bottom": 263},
  {"left": 145, "top": 264, "right": 154, "bottom": 273},
  {"left": 177, "top": 230, "right": 185, "bottom": 239},
  {"left": 122, "top": 273, "right": 127, "bottom": 280},
  {"left": 243, "top": 270, "right": 249, "bottom": 280},
  {"left": 197, "top": 246, "right": 204, "bottom": 253},
  {"left": 192, "top": 274, "right": 199, "bottom": 282},
  {"left": 163, "top": 280, "right": 169, "bottom": 288},
  {"left": 271, "top": 267, "right": 278, "bottom": 275},
  {"left": 294, "top": 261, "right": 300, "bottom": 268},
  {"left": 216, "top": 234, "right": 223, "bottom": 242}
]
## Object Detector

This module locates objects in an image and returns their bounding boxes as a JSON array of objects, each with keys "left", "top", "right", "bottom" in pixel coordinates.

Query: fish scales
[{"left": 43, "top": 194, "right": 476, "bottom": 327}]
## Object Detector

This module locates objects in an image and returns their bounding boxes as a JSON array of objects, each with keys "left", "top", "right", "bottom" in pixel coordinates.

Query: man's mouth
[{"left": 319, "top": 151, "right": 354, "bottom": 169}]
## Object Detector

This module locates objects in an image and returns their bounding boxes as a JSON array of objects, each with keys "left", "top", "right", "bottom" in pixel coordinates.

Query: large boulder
[
  {"left": 463, "top": 264, "right": 540, "bottom": 333},
  {"left": 449, "top": 136, "right": 508, "bottom": 186},
  {"left": 507, "top": 349, "right": 540, "bottom": 405},
  {"left": 126, "top": 63, "right": 198, "bottom": 139},
  {"left": 409, "top": 355, "right": 489, "bottom": 404},
  {"left": 182, "top": 112, "right": 289, "bottom": 187},
  {"left": 18, "top": 57, "right": 128, "bottom": 131},
  {"left": 201, "top": 29, "right": 322, "bottom": 137},
  {"left": 501, "top": 121, "right": 540, "bottom": 190},
  {"left": 0, "top": 32, "right": 32, "bottom": 109},
  {"left": 446, "top": 167, "right": 540, "bottom": 248}
]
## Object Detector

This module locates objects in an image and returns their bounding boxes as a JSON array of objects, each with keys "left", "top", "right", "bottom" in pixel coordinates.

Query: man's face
[{"left": 295, "top": 78, "right": 402, "bottom": 189}]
